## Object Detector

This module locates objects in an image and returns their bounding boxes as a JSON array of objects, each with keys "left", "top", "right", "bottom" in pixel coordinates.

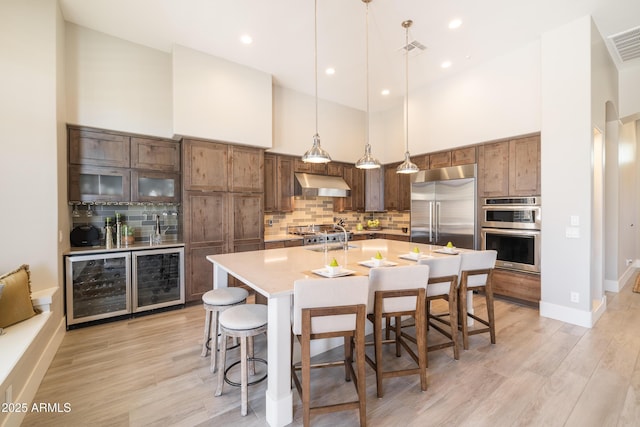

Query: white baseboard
[{"left": 539, "top": 300, "right": 594, "bottom": 328}]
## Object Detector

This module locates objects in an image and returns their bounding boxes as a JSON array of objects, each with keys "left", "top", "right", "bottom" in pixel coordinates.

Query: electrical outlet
[
  {"left": 570, "top": 292, "right": 579, "bottom": 303},
  {"left": 626, "top": 259, "right": 633, "bottom": 266},
  {"left": 266, "top": 219, "right": 273, "bottom": 227},
  {"left": 5, "top": 384, "right": 12, "bottom": 404}
]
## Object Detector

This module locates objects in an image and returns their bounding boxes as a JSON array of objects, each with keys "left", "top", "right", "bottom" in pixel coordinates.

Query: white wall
[
  {"left": 619, "top": 64, "right": 640, "bottom": 120},
  {"left": 65, "top": 23, "right": 173, "bottom": 137},
  {"left": 406, "top": 41, "right": 541, "bottom": 154},
  {"left": 272, "top": 84, "right": 364, "bottom": 162},
  {"left": 173, "top": 45, "right": 272, "bottom": 147},
  {"left": 539, "top": 16, "right": 594, "bottom": 326}
]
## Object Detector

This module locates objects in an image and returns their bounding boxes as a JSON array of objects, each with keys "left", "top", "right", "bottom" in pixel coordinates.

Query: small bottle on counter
[
  {"left": 115, "top": 213, "right": 122, "bottom": 248},
  {"left": 105, "top": 217, "right": 113, "bottom": 249}
]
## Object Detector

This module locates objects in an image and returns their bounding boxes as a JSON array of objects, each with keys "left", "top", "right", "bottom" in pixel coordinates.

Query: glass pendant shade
[
  {"left": 396, "top": 151, "right": 419, "bottom": 174},
  {"left": 302, "top": 133, "right": 331, "bottom": 163},
  {"left": 356, "top": 144, "right": 380, "bottom": 169}
]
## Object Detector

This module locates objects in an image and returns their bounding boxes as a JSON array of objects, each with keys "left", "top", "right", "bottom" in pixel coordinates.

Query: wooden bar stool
[
  {"left": 366, "top": 264, "right": 429, "bottom": 398},
  {"left": 201, "top": 287, "right": 249, "bottom": 373},
  {"left": 292, "top": 276, "right": 369, "bottom": 427},
  {"left": 215, "top": 303, "right": 268, "bottom": 417},
  {"left": 458, "top": 250, "right": 497, "bottom": 350}
]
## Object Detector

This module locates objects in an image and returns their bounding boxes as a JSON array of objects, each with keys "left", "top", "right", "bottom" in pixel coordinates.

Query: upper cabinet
[
  {"left": 68, "top": 125, "right": 181, "bottom": 203},
  {"left": 182, "top": 139, "right": 228, "bottom": 192},
  {"left": 365, "top": 167, "right": 384, "bottom": 212},
  {"left": 478, "top": 135, "right": 540, "bottom": 197},
  {"left": 384, "top": 164, "right": 411, "bottom": 211},
  {"left": 294, "top": 159, "right": 327, "bottom": 175},
  {"left": 264, "top": 153, "right": 294, "bottom": 213},
  {"left": 429, "top": 147, "right": 477, "bottom": 169},
  {"left": 131, "top": 137, "right": 180, "bottom": 172},
  {"left": 229, "top": 145, "right": 264, "bottom": 193}
]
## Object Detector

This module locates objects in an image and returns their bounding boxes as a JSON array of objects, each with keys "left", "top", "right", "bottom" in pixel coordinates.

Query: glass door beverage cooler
[{"left": 65, "top": 247, "right": 184, "bottom": 327}]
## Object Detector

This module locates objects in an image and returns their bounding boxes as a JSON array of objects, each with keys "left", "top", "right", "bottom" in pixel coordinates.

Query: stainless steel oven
[
  {"left": 480, "top": 197, "right": 541, "bottom": 273},
  {"left": 481, "top": 196, "right": 541, "bottom": 230},
  {"left": 481, "top": 228, "right": 540, "bottom": 273}
]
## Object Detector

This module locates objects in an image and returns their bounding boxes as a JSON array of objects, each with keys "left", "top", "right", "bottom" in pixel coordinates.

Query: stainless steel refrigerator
[{"left": 410, "top": 164, "right": 477, "bottom": 249}]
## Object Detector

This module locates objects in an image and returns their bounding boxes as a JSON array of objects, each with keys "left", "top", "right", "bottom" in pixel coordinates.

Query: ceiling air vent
[
  {"left": 609, "top": 26, "right": 640, "bottom": 62},
  {"left": 398, "top": 40, "right": 427, "bottom": 57}
]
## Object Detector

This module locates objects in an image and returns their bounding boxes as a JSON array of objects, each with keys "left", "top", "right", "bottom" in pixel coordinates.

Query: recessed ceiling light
[
  {"left": 441, "top": 61, "right": 452, "bottom": 69},
  {"left": 381, "top": 89, "right": 390, "bottom": 96},
  {"left": 448, "top": 19, "right": 462, "bottom": 29},
  {"left": 325, "top": 67, "right": 335, "bottom": 75},
  {"left": 240, "top": 34, "right": 253, "bottom": 44}
]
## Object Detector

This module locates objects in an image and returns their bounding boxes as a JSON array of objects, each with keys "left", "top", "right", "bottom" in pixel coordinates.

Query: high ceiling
[{"left": 59, "top": 0, "right": 640, "bottom": 112}]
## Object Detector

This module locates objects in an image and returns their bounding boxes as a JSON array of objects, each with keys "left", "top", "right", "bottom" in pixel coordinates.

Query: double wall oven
[{"left": 480, "top": 197, "right": 541, "bottom": 274}]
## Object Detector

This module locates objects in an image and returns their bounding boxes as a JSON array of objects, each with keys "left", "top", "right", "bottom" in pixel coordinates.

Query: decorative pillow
[{"left": 0, "top": 265, "right": 39, "bottom": 328}]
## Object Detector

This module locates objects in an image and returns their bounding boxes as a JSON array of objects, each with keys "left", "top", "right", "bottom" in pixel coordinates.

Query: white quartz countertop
[
  {"left": 265, "top": 228, "right": 409, "bottom": 243},
  {"left": 65, "top": 241, "right": 185, "bottom": 256},
  {"left": 263, "top": 234, "right": 304, "bottom": 243},
  {"left": 207, "top": 239, "right": 466, "bottom": 298}
]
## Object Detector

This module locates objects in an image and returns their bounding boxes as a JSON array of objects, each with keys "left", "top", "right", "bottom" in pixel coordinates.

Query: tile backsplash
[
  {"left": 70, "top": 203, "right": 180, "bottom": 245},
  {"left": 264, "top": 197, "right": 409, "bottom": 236}
]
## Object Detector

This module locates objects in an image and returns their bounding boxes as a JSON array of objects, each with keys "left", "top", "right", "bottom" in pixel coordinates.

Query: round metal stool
[
  {"left": 214, "top": 304, "right": 268, "bottom": 416},
  {"left": 201, "top": 287, "right": 249, "bottom": 373}
]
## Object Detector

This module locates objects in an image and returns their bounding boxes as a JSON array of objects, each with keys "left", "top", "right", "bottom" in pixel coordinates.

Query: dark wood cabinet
[
  {"left": 131, "top": 170, "right": 180, "bottom": 203},
  {"left": 365, "top": 167, "right": 384, "bottom": 212},
  {"left": 294, "top": 159, "right": 327, "bottom": 175},
  {"left": 327, "top": 162, "right": 344, "bottom": 177},
  {"left": 131, "top": 137, "right": 180, "bottom": 172},
  {"left": 231, "top": 193, "right": 263, "bottom": 252},
  {"left": 229, "top": 145, "right": 264, "bottom": 193},
  {"left": 509, "top": 136, "right": 541, "bottom": 196},
  {"left": 68, "top": 165, "right": 131, "bottom": 202},
  {"left": 384, "top": 164, "right": 411, "bottom": 211},
  {"left": 478, "top": 141, "right": 510, "bottom": 197},
  {"left": 411, "top": 154, "right": 429, "bottom": 170},
  {"left": 69, "top": 126, "right": 130, "bottom": 168},
  {"left": 478, "top": 135, "right": 540, "bottom": 197},
  {"left": 183, "top": 139, "right": 228, "bottom": 192},
  {"left": 264, "top": 154, "right": 294, "bottom": 213},
  {"left": 492, "top": 269, "right": 540, "bottom": 305},
  {"left": 429, "top": 152, "right": 452, "bottom": 169}
]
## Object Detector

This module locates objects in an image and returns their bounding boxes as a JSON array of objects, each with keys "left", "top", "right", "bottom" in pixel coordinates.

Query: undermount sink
[{"left": 304, "top": 244, "right": 358, "bottom": 252}]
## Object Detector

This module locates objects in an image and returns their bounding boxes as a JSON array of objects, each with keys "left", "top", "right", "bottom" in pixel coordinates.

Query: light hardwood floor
[{"left": 23, "top": 276, "right": 640, "bottom": 427}]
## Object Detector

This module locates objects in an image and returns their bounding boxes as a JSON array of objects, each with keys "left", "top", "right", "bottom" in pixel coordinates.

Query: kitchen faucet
[{"left": 333, "top": 223, "right": 348, "bottom": 250}]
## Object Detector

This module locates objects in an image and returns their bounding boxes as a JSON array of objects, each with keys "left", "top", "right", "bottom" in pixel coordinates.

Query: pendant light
[
  {"left": 302, "top": 0, "right": 331, "bottom": 164},
  {"left": 355, "top": 0, "right": 380, "bottom": 169},
  {"left": 396, "top": 19, "right": 419, "bottom": 174}
]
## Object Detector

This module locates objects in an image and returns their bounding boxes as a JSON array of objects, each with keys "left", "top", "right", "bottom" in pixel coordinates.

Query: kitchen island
[{"left": 206, "top": 239, "right": 470, "bottom": 427}]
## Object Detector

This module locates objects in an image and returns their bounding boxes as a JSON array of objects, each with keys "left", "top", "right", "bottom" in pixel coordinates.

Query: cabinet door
[
  {"left": 384, "top": 164, "right": 399, "bottom": 211},
  {"left": 335, "top": 165, "right": 354, "bottom": 212},
  {"left": 509, "top": 136, "right": 541, "bottom": 196},
  {"left": 398, "top": 173, "right": 411, "bottom": 211},
  {"left": 183, "top": 192, "right": 228, "bottom": 247},
  {"left": 294, "top": 159, "right": 327, "bottom": 175},
  {"left": 131, "top": 137, "right": 180, "bottom": 172},
  {"left": 183, "top": 139, "right": 228, "bottom": 192},
  {"left": 186, "top": 245, "right": 224, "bottom": 301},
  {"left": 429, "top": 152, "right": 452, "bottom": 169},
  {"left": 231, "top": 193, "right": 263, "bottom": 251},
  {"left": 352, "top": 167, "right": 366, "bottom": 212},
  {"left": 68, "top": 126, "right": 130, "bottom": 168},
  {"left": 411, "top": 154, "right": 429, "bottom": 170},
  {"left": 69, "top": 165, "right": 131, "bottom": 202},
  {"left": 264, "top": 154, "right": 277, "bottom": 212},
  {"left": 131, "top": 170, "right": 180, "bottom": 203},
  {"left": 277, "top": 156, "right": 294, "bottom": 212},
  {"left": 327, "top": 162, "right": 344, "bottom": 177},
  {"left": 365, "top": 168, "right": 384, "bottom": 212},
  {"left": 478, "top": 141, "right": 509, "bottom": 197},
  {"left": 229, "top": 145, "right": 264, "bottom": 193},
  {"left": 452, "top": 147, "right": 477, "bottom": 166},
  {"left": 133, "top": 248, "right": 184, "bottom": 312}
]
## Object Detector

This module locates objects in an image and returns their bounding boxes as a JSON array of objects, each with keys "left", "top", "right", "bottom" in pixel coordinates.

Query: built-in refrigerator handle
[
  {"left": 429, "top": 201, "right": 434, "bottom": 242},
  {"left": 435, "top": 201, "right": 441, "bottom": 243}
]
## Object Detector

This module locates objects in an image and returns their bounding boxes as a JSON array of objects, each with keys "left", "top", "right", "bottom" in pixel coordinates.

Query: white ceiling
[{"left": 59, "top": 0, "right": 640, "bottom": 112}]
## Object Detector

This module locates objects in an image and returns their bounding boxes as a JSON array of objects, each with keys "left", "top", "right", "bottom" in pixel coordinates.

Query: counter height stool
[
  {"left": 417, "top": 256, "right": 461, "bottom": 361},
  {"left": 292, "top": 276, "right": 369, "bottom": 427},
  {"left": 366, "top": 265, "right": 429, "bottom": 398},
  {"left": 458, "top": 250, "right": 497, "bottom": 350},
  {"left": 201, "top": 287, "right": 249, "bottom": 373},
  {"left": 215, "top": 303, "right": 268, "bottom": 417}
]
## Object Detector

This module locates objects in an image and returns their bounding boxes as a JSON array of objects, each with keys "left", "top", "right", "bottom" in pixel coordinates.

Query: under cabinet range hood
[{"left": 294, "top": 173, "right": 351, "bottom": 197}]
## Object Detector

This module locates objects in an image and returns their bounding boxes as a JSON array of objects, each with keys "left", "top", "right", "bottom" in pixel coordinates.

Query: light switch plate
[{"left": 570, "top": 215, "right": 580, "bottom": 226}]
